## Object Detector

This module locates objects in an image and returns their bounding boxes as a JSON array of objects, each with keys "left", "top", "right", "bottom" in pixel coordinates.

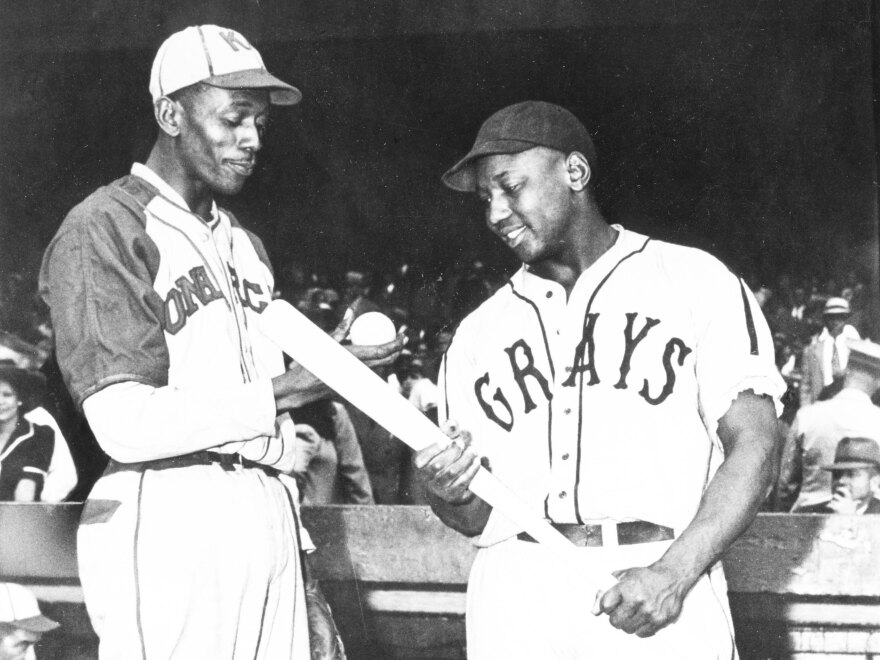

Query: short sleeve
[
  {"left": 691, "top": 259, "right": 785, "bottom": 430},
  {"left": 39, "top": 189, "right": 168, "bottom": 407}
]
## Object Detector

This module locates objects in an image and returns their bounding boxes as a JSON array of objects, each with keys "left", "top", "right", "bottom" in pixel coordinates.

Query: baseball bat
[{"left": 259, "top": 299, "right": 617, "bottom": 589}]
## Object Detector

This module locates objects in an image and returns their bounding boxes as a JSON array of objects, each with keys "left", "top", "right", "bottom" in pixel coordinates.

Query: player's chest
[
  {"left": 145, "top": 218, "right": 272, "bottom": 336},
  {"left": 468, "top": 293, "right": 697, "bottom": 426}
]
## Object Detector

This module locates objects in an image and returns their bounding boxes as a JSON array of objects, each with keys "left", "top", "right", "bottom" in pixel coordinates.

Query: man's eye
[{"left": 222, "top": 117, "right": 241, "bottom": 127}]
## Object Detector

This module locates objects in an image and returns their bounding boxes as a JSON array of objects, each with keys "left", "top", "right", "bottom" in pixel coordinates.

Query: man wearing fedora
[
  {"left": 799, "top": 296, "right": 861, "bottom": 407},
  {"left": 777, "top": 339, "right": 880, "bottom": 511},
  {"left": 0, "top": 583, "right": 59, "bottom": 660},
  {"left": 794, "top": 437, "right": 880, "bottom": 514}
]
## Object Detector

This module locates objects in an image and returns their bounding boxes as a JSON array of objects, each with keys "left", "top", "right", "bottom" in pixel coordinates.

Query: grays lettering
[
  {"left": 504, "top": 339, "right": 552, "bottom": 413},
  {"left": 474, "top": 373, "right": 514, "bottom": 432},
  {"left": 164, "top": 266, "right": 225, "bottom": 334},
  {"left": 562, "top": 313, "right": 600, "bottom": 387},
  {"left": 472, "top": 313, "right": 694, "bottom": 428},
  {"left": 615, "top": 313, "right": 660, "bottom": 389},
  {"left": 639, "top": 338, "right": 692, "bottom": 405}
]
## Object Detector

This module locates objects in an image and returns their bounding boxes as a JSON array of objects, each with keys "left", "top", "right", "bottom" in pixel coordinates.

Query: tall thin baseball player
[
  {"left": 414, "top": 101, "right": 784, "bottom": 659},
  {"left": 40, "top": 25, "right": 402, "bottom": 659}
]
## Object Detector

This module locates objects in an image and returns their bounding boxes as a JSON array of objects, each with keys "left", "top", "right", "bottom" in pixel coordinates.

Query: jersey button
[
  {"left": 558, "top": 490, "right": 568, "bottom": 499},
  {"left": 563, "top": 408, "right": 572, "bottom": 415},
  {"left": 561, "top": 453, "right": 570, "bottom": 460},
  {"left": 546, "top": 291, "right": 553, "bottom": 298}
]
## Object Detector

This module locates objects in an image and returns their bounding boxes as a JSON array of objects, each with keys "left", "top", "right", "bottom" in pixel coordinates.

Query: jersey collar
[
  {"left": 131, "top": 163, "right": 220, "bottom": 226},
  {"left": 514, "top": 224, "right": 645, "bottom": 296}
]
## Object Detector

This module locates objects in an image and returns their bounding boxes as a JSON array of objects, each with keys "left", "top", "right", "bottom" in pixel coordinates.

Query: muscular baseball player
[
  {"left": 39, "top": 25, "right": 403, "bottom": 659},
  {"left": 413, "top": 101, "right": 784, "bottom": 659}
]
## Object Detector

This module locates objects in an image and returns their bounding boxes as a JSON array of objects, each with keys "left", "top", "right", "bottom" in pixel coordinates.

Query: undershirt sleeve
[{"left": 83, "top": 380, "right": 277, "bottom": 463}]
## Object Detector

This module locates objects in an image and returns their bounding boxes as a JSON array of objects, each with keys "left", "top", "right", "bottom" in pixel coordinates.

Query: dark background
[{"left": 1, "top": 0, "right": 878, "bottom": 292}]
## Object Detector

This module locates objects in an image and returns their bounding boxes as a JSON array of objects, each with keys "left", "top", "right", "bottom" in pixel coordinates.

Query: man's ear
[
  {"left": 154, "top": 97, "right": 183, "bottom": 137},
  {"left": 565, "top": 152, "right": 591, "bottom": 192}
]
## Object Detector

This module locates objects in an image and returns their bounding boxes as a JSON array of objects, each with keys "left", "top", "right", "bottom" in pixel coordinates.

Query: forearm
[
  {"left": 428, "top": 491, "right": 492, "bottom": 537},
  {"left": 84, "top": 380, "right": 277, "bottom": 463},
  {"left": 655, "top": 421, "right": 777, "bottom": 584}
]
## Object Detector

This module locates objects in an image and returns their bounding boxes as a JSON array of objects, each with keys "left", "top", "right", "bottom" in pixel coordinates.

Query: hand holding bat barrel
[{"left": 413, "top": 421, "right": 493, "bottom": 536}]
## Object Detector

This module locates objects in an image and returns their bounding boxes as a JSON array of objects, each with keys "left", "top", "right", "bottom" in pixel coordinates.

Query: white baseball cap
[
  {"left": 149, "top": 25, "right": 301, "bottom": 106},
  {"left": 0, "top": 583, "right": 59, "bottom": 633}
]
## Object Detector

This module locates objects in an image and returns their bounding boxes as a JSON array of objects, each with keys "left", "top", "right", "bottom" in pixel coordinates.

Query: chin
[{"left": 212, "top": 179, "right": 247, "bottom": 197}]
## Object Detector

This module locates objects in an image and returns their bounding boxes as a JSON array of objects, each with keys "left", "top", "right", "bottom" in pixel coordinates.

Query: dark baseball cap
[{"left": 442, "top": 101, "right": 597, "bottom": 192}]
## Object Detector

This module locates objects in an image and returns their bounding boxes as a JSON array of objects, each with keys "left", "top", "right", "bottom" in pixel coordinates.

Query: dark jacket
[{"left": 0, "top": 418, "right": 55, "bottom": 500}]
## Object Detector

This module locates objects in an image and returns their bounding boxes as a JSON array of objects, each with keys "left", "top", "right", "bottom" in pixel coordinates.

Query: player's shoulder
[
  {"left": 638, "top": 230, "right": 732, "bottom": 278},
  {"left": 624, "top": 229, "right": 744, "bottom": 299},
  {"left": 58, "top": 174, "right": 158, "bottom": 236},
  {"left": 447, "top": 275, "right": 520, "bottom": 353}
]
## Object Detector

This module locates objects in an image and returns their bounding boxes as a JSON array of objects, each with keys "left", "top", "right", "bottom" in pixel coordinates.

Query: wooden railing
[{"left": 1, "top": 505, "right": 878, "bottom": 659}]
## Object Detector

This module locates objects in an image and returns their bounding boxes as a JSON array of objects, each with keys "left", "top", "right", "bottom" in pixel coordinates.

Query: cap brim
[
  {"left": 12, "top": 615, "right": 60, "bottom": 633},
  {"left": 204, "top": 70, "right": 302, "bottom": 106},
  {"left": 441, "top": 139, "right": 542, "bottom": 192},
  {"left": 822, "top": 461, "right": 879, "bottom": 470}
]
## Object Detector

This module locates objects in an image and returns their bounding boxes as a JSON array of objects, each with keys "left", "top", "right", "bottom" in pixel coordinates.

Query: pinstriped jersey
[
  {"left": 40, "top": 164, "right": 295, "bottom": 470},
  {"left": 440, "top": 226, "right": 785, "bottom": 547}
]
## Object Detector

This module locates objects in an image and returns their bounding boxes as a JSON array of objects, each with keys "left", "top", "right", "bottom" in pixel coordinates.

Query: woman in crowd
[{"left": 0, "top": 362, "right": 55, "bottom": 501}]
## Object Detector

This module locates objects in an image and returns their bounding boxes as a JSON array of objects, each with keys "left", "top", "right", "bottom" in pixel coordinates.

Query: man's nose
[
  {"left": 486, "top": 196, "right": 511, "bottom": 226},
  {"left": 239, "top": 122, "right": 262, "bottom": 152}
]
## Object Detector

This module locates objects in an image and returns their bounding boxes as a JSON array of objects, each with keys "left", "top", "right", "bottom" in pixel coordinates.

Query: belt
[
  {"left": 104, "top": 451, "right": 280, "bottom": 478},
  {"left": 516, "top": 520, "right": 674, "bottom": 547}
]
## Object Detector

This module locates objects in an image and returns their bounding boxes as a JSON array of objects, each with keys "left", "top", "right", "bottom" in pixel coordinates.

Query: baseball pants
[
  {"left": 78, "top": 461, "right": 309, "bottom": 660},
  {"left": 467, "top": 536, "right": 737, "bottom": 660}
]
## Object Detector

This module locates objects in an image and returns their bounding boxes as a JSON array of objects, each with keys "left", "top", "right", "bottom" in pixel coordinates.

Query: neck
[
  {"left": 0, "top": 414, "right": 19, "bottom": 437},
  {"left": 530, "top": 204, "right": 616, "bottom": 295},
  {"left": 145, "top": 142, "right": 213, "bottom": 221}
]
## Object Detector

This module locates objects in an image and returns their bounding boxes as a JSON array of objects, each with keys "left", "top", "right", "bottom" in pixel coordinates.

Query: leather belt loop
[{"left": 600, "top": 520, "right": 619, "bottom": 548}]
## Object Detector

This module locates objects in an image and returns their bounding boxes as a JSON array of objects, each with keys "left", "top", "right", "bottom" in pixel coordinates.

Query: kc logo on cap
[{"left": 149, "top": 25, "right": 301, "bottom": 106}]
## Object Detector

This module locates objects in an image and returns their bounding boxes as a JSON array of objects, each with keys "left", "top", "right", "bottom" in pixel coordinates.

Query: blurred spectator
[
  {"left": 0, "top": 583, "right": 59, "bottom": 660},
  {"left": 794, "top": 437, "right": 880, "bottom": 514},
  {"left": 393, "top": 355, "right": 439, "bottom": 425},
  {"left": 342, "top": 270, "right": 380, "bottom": 314},
  {"left": 392, "top": 354, "right": 440, "bottom": 505},
  {"left": 776, "top": 340, "right": 880, "bottom": 511},
  {"left": 799, "top": 297, "right": 861, "bottom": 407},
  {"left": 290, "top": 399, "right": 374, "bottom": 505},
  {"left": 0, "top": 362, "right": 56, "bottom": 502}
]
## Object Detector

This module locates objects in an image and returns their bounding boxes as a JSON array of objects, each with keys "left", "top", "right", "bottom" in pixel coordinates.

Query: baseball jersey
[
  {"left": 440, "top": 226, "right": 785, "bottom": 546},
  {"left": 40, "top": 163, "right": 294, "bottom": 471}
]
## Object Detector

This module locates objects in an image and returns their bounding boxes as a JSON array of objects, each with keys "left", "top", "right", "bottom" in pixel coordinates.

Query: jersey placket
[
  {"left": 547, "top": 283, "right": 583, "bottom": 522},
  {"left": 206, "top": 220, "right": 258, "bottom": 384}
]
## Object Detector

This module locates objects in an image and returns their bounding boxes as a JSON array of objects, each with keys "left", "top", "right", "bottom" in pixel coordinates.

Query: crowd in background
[{"left": 1, "top": 258, "right": 879, "bottom": 510}]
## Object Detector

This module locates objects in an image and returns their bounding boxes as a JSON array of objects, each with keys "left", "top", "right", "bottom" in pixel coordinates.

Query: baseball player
[
  {"left": 413, "top": 101, "right": 784, "bottom": 659},
  {"left": 39, "top": 25, "right": 402, "bottom": 659}
]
